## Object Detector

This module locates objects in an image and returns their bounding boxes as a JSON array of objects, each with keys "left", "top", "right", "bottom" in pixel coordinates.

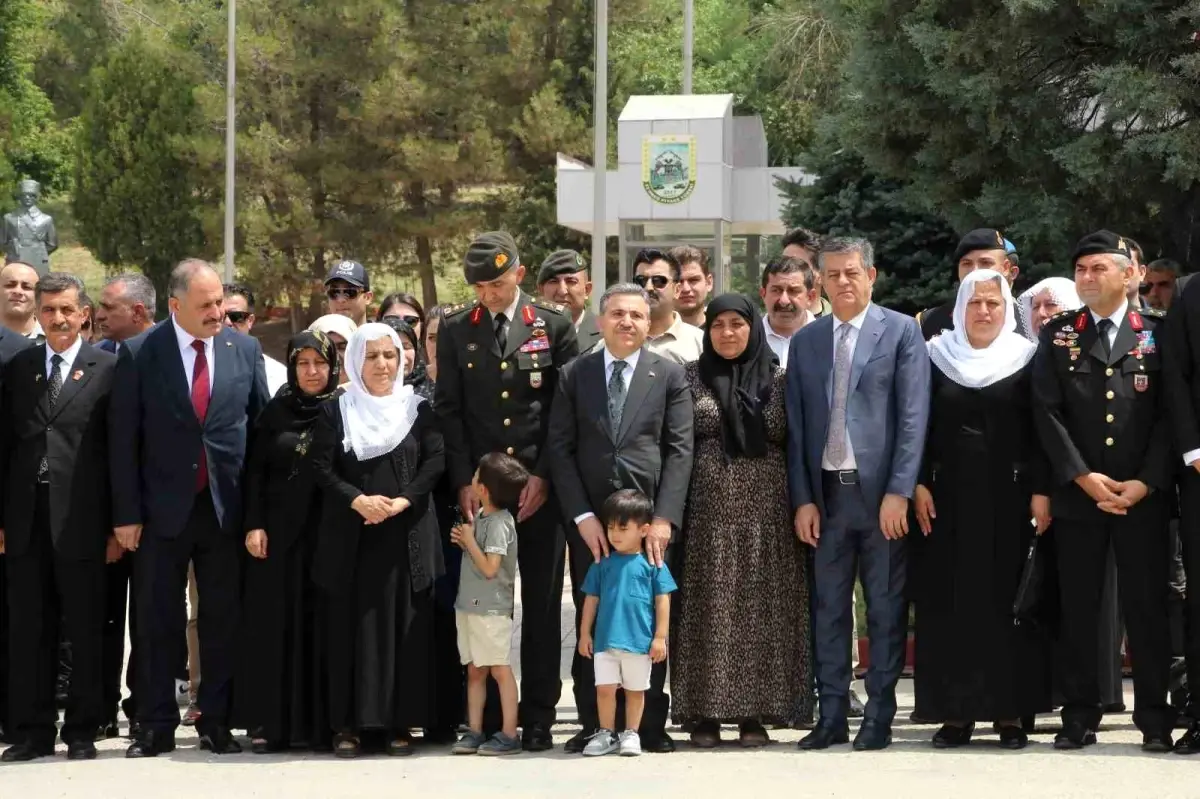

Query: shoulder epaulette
[
  {"left": 443, "top": 301, "right": 477, "bottom": 318},
  {"left": 1044, "top": 309, "right": 1077, "bottom": 328},
  {"left": 531, "top": 297, "right": 568, "bottom": 316},
  {"left": 1142, "top": 307, "right": 1165, "bottom": 319}
]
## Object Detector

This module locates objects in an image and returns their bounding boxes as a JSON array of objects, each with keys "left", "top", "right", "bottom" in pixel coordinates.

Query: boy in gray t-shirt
[{"left": 450, "top": 452, "right": 529, "bottom": 756}]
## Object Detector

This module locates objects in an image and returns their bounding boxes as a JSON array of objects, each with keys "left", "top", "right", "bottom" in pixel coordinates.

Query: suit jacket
[
  {"left": 0, "top": 341, "right": 116, "bottom": 560},
  {"left": 575, "top": 310, "right": 603, "bottom": 355},
  {"left": 1165, "top": 278, "right": 1200, "bottom": 462},
  {"left": 109, "top": 321, "right": 270, "bottom": 539},
  {"left": 785, "top": 303, "right": 931, "bottom": 514},
  {"left": 547, "top": 347, "right": 694, "bottom": 529}
]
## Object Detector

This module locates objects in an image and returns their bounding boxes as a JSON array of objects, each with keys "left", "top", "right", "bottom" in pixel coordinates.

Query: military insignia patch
[
  {"left": 530, "top": 371, "right": 543, "bottom": 389},
  {"left": 1134, "top": 374, "right": 1148, "bottom": 392},
  {"left": 495, "top": 253, "right": 509, "bottom": 269}
]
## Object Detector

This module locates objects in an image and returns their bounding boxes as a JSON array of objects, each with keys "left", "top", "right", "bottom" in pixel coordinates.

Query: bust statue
[{"left": 1, "top": 179, "right": 58, "bottom": 275}]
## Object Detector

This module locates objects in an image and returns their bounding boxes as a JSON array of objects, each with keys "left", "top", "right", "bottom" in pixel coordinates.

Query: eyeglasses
[
  {"left": 633, "top": 274, "right": 670, "bottom": 290},
  {"left": 326, "top": 287, "right": 361, "bottom": 301},
  {"left": 224, "top": 311, "right": 251, "bottom": 324},
  {"left": 383, "top": 314, "right": 421, "bottom": 328}
]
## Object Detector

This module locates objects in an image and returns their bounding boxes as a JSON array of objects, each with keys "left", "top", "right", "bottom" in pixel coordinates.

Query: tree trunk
[{"left": 416, "top": 235, "right": 437, "bottom": 310}]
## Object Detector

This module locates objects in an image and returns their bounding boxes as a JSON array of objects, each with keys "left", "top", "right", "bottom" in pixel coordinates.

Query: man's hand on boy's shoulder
[{"left": 649, "top": 636, "right": 668, "bottom": 663}]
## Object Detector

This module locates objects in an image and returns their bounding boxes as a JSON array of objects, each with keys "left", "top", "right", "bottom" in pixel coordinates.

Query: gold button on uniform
[
  {"left": 503, "top": 418, "right": 511, "bottom": 427},
  {"left": 506, "top": 447, "right": 514, "bottom": 456},
  {"left": 501, "top": 391, "right": 509, "bottom": 399},
  {"left": 1106, "top": 437, "right": 1114, "bottom": 446},
  {"left": 1106, "top": 414, "right": 1114, "bottom": 423},
  {"left": 1106, "top": 390, "right": 1114, "bottom": 400},
  {"left": 1105, "top": 368, "right": 1114, "bottom": 376},
  {"left": 467, "top": 362, "right": 474, "bottom": 369},
  {"left": 500, "top": 362, "right": 508, "bottom": 370}
]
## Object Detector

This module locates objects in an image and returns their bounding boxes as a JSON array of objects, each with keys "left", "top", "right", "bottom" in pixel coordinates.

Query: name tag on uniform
[{"left": 519, "top": 337, "right": 550, "bottom": 353}]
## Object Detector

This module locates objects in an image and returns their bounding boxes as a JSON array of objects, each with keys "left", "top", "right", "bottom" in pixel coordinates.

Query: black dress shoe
[
  {"left": 521, "top": 723, "right": 553, "bottom": 752},
  {"left": 564, "top": 727, "right": 597, "bottom": 754},
  {"left": 1, "top": 742, "right": 55, "bottom": 762},
  {"left": 909, "top": 711, "right": 934, "bottom": 724},
  {"left": 1142, "top": 733, "right": 1174, "bottom": 753},
  {"left": 853, "top": 720, "right": 892, "bottom": 751},
  {"left": 99, "top": 719, "right": 121, "bottom": 740},
  {"left": 198, "top": 727, "right": 243, "bottom": 755},
  {"left": 798, "top": 723, "right": 850, "bottom": 750},
  {"left": 126, "top": 720, "right": 142, "bottom": 740},
  {"left": 848, "top": 690, "right": 865, "bottom": 719},
  {"left": 126, "top": 731, "right": 176, "bottom": 758},
  {"left": 1053, "top": 724, "right": 1096, "bottom": 750},
  {"left": 1101, "top": 702, "right": 1126, "bottom": 714},
  {"left": 67, "top": 740, "right": 98, "bottom": 760},
  {"left": 932, "top": 722, "right": 974, "bottom": 749},
  {"left": 996, "top": 725, "right": 1028, "bottom": 750},
  {"left": 1174, "top": 723, "right": 1200, "bottom": 754},
  {"left": 641, "top": 732, "right": 676, "bottom": 753}
]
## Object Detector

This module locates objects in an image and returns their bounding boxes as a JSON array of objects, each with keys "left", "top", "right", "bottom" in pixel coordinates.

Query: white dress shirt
[
  {"left": 488, "top": 294, "right": 522, "bottom": 344},
  {"left": 1090, "top": 300, "right": 1127, "bottom": 351},
  {"left": 821, "top": 304, "right": 871, "bottom": 471},
  {"left": 763, "top": 313, "right": 811, "bottom": 369},
  {"left": 45, "top": 335, "right": 83, "bottom": 383},
  {"left": 573, "top": 346, "right": 643, "bottom": 526},
  {"left": 172, "top": 316, "right": 215, "bottom": 393}
]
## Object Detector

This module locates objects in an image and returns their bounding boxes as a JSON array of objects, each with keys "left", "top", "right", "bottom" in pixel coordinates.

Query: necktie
[
  {"left": 1097, "top": 318, "right": 1113, "bottom": 360},
  {"left": 191, "top": 340, "right": 210, "bottom": 491},
  {"left": 826, "top": 324, "right": 852, "bottom": 467},
  {"left": 608, "top": 360, "right": 628, "bottom": 433},
  {"left": 37, "top": 354, "right": 64, "bottom": 480},
  {"left": 494, "top": 312, "right": 508, "bottom": 353}
]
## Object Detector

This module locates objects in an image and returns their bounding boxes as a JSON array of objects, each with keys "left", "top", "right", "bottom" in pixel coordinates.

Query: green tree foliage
[{"left": 73, "top": 33, "right": 204, "bottom": 302}]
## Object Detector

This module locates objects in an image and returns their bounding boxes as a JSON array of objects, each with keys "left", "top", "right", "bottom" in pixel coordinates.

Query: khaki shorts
[
  {"left": 456, "top": 612, "right": 512, "bottom": 667},
  {"left": 594, "top": 649, "right": 653, "bottom": 691}
]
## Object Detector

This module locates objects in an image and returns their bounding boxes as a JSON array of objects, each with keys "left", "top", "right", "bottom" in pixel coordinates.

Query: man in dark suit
[
  {"left": 110, "top": 259, "right": 269, "bottom": 757},
  {"left": 547, "top": 282, "right": 694, "bottom": 753},
  {"left": 0, "top": 272, "right": 117, "bottom": 761},
  {"left": 787, "top": 236, "right": 930, "bottom": 752},
  {"left": 537, "top": 249, "right": 602, "bottom": 354}
]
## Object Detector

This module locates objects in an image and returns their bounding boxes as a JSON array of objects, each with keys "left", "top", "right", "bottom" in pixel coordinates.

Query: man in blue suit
[
  {"left": 109, "top": 260, "right": 269, "bottom": 757},
  {"left": 785, "top": 237, "right": 930, "bottom": 751}
]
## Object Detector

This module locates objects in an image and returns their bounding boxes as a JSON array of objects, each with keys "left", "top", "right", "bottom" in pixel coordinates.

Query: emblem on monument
[{"left": 641, "top": 135, "right": 696, "bottom": 204}]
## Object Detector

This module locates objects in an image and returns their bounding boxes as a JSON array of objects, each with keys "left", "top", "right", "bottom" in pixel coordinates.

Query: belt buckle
[{"left": 838, "top": 470, "right": 856, "bottom": 485}]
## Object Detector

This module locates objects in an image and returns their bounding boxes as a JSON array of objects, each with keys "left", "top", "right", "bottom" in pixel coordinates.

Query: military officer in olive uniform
[
  {"left": 1032, "top": 229, "right": 1174, "bottom": 753},
  {"left": 435, "top": 231, "right": 579, "bottom": 751},
  {"left": 537, "top": 249, "right": 602, "bottom": 354},
  {"left": 918, "top": 228, "right": 1019, "bottom": 341}
]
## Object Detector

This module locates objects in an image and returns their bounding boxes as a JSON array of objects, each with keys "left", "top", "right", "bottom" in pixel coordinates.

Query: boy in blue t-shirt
[{"left": 577, "top": 489, "right": 677, "bottom": 757}]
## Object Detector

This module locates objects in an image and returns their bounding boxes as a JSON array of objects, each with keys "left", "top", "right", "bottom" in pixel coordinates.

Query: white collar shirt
[
  {"left": 45, "top": 335, "right": 83, "bottom": 383},
  {"left": 1090, "top": 299, "right": 1128, "bottom": 349},
  {"left": 172, "top": 316, "right": 215, "bottom": 393},
  {"left": 763, "top": 312, "right": 811, "bottom": 369}
]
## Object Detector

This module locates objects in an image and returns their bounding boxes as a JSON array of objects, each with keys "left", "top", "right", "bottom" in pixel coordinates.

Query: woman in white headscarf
[
  {"left": 1017, "top": 277, "right": 1082, "bottom": 341},
  {"left": 911, "top": 270, "right": 1053, "bottom": 751},
  {"left": 310, "top": 323, "right": 445, "bottom": 758}
]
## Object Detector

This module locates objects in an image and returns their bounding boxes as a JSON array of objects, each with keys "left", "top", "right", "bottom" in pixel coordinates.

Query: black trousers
[
  {"left": 1057, "top": 505, "right": 1171, "bottom": 736},
  {"left": 1176, "top": 473, "right": 1200, "bottom": 716},
  {"left": 101, "top": 554, "right": 137, "bottom": 720},
  {"left": 6, "top": 486, "right": 106, "bottom": 746},
  {"left": 566, "top": 529, "right": 675, "bottom": 736},
  {"left": 134, "top": 490, "right": 239, "bottom": 736}
]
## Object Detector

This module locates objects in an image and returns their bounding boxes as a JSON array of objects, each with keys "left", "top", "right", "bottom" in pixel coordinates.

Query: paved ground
[{"left": 4, "top": 578, "right": 1197, "bottom": 796}]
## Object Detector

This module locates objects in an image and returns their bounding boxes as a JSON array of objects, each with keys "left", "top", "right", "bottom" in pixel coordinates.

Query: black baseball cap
[{"left": 324, "top": 260, "right": 370, "bottom": 290}]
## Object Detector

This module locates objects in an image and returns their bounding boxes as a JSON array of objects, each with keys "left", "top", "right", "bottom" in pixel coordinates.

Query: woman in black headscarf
[
  {"left": 380, "top": 316, "right": 433, "bottom": 400},
  {"left": 671, "top": 294, "right": 813, "bottom": 747},
  {"left": 236, "top": 331, "right": 341, "bottom": 753}
]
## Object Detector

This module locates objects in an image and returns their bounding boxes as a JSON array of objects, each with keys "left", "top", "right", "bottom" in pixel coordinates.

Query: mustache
[
  {"left": 773, "top": 302, "right": 798, "bottom": 314},
  {"left": 49, "top": 322, "right": 73, "bottom": 332}
]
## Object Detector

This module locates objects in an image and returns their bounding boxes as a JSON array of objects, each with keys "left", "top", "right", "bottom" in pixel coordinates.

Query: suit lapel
[
  {"left": 46, "top": 342, "right": 97, "bottom": 421},
  {"left": 582, "top": 351, "right": 614, "bottom": 441},
  {"left": 812, "top": 317, "right": 834, "bottom": 397},
  {"left": 616, "top": 349, "right": 654, "bottom": 445},
  {"left": 849, "top": 305, "right": 885, "bottom": 393},
  {"left": 156, "top": 323, "right": 200, "bottom": 423},
  {"left": 1110, "top": 311, "right": 1138, "bottom": 366},
  {"left": 208, "top": 329, "right": 235, "bottom": 422},
  {"left": 501, "top": 294, "right": 534, "bottom": 361},
  {"left": 33, "top": 344, "right": 51, "bottom": 420}
]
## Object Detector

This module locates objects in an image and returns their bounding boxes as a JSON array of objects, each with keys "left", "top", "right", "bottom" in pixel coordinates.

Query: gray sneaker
[
  {"left": 618, "top": 729, "right": 642, "bottom": 757},
  {"left": 583, "top": 729, "right": 619, "bottom": 757},
  {"left": 478, "top": 731, "right": 522, "bottom": 756},
  {"left": 452, "top": 730, "right": 487, "bottom": 754}
]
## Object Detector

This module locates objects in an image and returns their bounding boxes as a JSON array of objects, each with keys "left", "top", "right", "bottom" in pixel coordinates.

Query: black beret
[
  {"left": 537, "top": 249, "right": 587, "bottom": 285},
  {"left": 464, "top": 231, "right": 519, "bottom": 284},
  {"left": 952, "top": 228, "right": 1008, "bottom": 263},
  {"left": 1071, "top": 229, "right": 1133, "bottom": 264}
]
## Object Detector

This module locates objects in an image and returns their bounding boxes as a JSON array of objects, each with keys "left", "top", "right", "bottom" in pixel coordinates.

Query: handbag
[{"left": 1012, "top": 534, "right": 1043, "bottom": 626}]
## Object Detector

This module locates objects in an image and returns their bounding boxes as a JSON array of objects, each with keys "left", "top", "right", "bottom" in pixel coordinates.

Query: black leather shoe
[
  {"left": 521, "top": 723, "right": 553, "bottom": 752},
  {"left": 932, "top": 722, "right": 974, "bottom": 749},
  {"left": 198, "top": 727, "right": 243, "bottom": 755},
  {"left": 564, "top": 727, "right": 597, "bottom": 754},
  {"left": 848, "top": 690, "right": 865, "bottom": 719},
  {"left": 99, "top": 719, "right": 120, "bottom": 740},
  {"left": 1, "top": 742, "right": 55, "bottom": 762},
  {"left": 126, "top": 720, "right": 142, "bottom": 740},
  {"left": 67, "top": 740, "right": 97, "bottom": 760},
  {"left": 1142, "top": 733, "right": 1174, "bottom": 753},
  {"left": 1101, "top": 702, "right": 1126, "bottom": 714},
  {"left": 1053, "top": 724, "right": 1096, "bottom": 750},
  {"left": 909, "top": 711, "right": 934, "bottom": 724},
  {"left": 1174, "top": 723, "right": 1200, "bottom": 754},
  {"left": 798, "top": 723, "right": 850, "bottom": 750},
  {"left": 125, "top": 730, "right": 176, "bottom": 758},
  {"left": 997, "top": 725, "right": 1028, "bottom": 750},
  {"left": 642, "top": 732, "right": 676, "bottom": 753},
  {"left": 853, "top": 720, "right": 892, "bottom": 751}
]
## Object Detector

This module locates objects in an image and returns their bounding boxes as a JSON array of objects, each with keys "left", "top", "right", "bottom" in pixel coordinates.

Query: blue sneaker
[
  {"left": 452, "top": 730, "right": 487, "bottom": 754},
  {"left": 478, "top": 731, "right": 522, "bottom": 756}
]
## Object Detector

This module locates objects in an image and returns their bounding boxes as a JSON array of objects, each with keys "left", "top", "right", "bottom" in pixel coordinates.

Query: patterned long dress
[{"left": 671, "top": 364, "right": 813, "bottom": 724}]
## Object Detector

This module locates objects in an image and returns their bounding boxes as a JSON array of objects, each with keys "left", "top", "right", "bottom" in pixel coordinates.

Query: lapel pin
[
  {"left": 72, "top": 370, "right": 83, "bottom": 381},
  {"left": 648, "top": 371, "right": 656, "bottom": 378},
  {"left": 35, "top": 373, "right": 41, "bottom": 382},
  {"left": 225, "top": 341, "right": 233, "bottom": 347}
]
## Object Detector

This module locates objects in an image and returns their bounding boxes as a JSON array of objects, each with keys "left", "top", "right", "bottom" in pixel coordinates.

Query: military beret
[
  {"left": 953, "top": 228, "right": 1009, "bottom": 263},
  {"left": 537, "top": 249, "right": 587, "bottom": 285},
  {"left": 464, "top": 231, "right": 520, "bottom": 284},
  {"left": 1071, "top": 229, "right": 1133, "bottom": 264}
]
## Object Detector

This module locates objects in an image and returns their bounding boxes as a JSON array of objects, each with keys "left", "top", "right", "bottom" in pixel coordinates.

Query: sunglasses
[
  {"left": 326, "top": 287, "right": 361, "bottom": 301},
  {"left": 383, "top": 314, "right": 422, "bottom": 328},
  {"left": 225, "top": 310, "right": 251, "bottom": 324},
  {"left": 633, "top": 274, "right": 671, "bottom": 290}
]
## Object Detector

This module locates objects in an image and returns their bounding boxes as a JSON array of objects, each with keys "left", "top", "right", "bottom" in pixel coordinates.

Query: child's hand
[
  {"left": 578, "top": 634, "right": 593, "bottom": 659},
  {"left": 449, "top": 523, "right": 473, "bottom": 551},
  {"left": 649, "top": 636, "right": 668, "bottom": 663}
]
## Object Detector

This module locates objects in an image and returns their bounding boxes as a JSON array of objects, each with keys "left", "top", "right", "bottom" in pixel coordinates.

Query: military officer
[
  {"left": 537, "top": 249, "right": 601, "bottom": 354},
  {"left": 1032, "top": 229, "right": 1174, "bottom": 753},
  {"left": 918, "top": 229, "right": 1019, "bottom": 340},
  {"left": 435, "top": 231, "right": 579, "bottom": 751}
]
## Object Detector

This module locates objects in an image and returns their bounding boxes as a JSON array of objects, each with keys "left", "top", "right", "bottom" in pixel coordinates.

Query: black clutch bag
[{"left": 1012, "top": 535, "right": 1043, "bottom": 626}]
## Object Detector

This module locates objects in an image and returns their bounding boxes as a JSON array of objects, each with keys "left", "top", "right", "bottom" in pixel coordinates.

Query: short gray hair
[
  {"left": 168, "top": 258, "right": 218, "bottom": 299},
  {"left": 817, "top": 236, "right": 875, "bottom": 272},
  {"left": 106, "top": 272, "right": 158, "bottom": 316},
  {"left": 599, "top": 282, "right": 651, "bottom": 313},
  {"left": 34, "top": 271, "right": 85, "bottom": 303},
  {"left": 1110, "top": 254, "right": 1133, "bottom": 271}
]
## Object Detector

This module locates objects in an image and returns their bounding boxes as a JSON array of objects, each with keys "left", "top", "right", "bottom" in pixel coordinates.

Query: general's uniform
[
  {"left": 1033, "top": 302, "right": 1174, "bottom": 739},
  {"left": 434, "top": 232, "right": 579, "bottom": 742}
]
